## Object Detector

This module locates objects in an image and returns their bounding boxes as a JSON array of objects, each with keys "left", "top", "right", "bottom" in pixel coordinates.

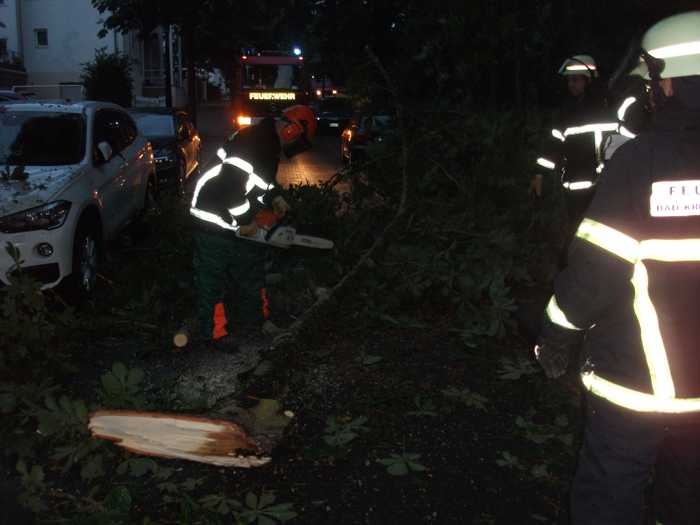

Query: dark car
[
  {"left": 129, "top": 108, "right": 201, "bottom": 195},
  {"left": 314, "top": 96, "right": 353, "bottom": 135},
  {"left": 340, "top": 111, "right": 395, "bottom": 166}
]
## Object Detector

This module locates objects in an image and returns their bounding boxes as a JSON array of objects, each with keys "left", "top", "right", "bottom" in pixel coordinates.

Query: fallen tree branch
[{"left": 271, "top": 46, "right": 410, "bottom": 349}]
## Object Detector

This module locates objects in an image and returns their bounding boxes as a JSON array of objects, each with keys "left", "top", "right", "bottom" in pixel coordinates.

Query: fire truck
[{"left": 230, "top": 51, "right": 309, "bottom": 130}]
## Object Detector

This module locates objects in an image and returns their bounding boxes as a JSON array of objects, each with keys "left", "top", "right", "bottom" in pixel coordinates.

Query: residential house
[{"left": 3, "top": 0, "right": 187, "bottom": 105}]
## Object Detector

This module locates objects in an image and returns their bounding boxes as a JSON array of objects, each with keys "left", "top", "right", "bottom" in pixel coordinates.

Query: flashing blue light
[{"left": 293, "top": 47, "right": 302, "bottom": 56}]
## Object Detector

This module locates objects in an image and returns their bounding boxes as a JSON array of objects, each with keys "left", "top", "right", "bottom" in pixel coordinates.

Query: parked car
[
  {"left": 0, "top": 90, "right": 29, "bottom": 102},
  {"left": 340, "top": 111, "right": 395, "bottom": 166},
  {"left": 129, "top": 108, "right": 201, "bottom": 196},
  {"left": 0, "top": 101, "right": 156, "bottom": 295},
  {"left": 313, "top": 96, "right": 353, "bottom": 135}
]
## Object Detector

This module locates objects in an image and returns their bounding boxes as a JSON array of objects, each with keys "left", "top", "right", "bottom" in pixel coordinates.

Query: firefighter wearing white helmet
[
  {"left": 531, "top": 53, "right": 616, "bottom": 267},
  {"left": 534, "top": 11, "right": 700, "bottom": 525}
]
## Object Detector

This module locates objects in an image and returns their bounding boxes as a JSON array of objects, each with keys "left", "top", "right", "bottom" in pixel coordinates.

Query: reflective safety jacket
[
  {"left": 545, "top": 99, "right": 700, "bottom": 413},
  {"left": 537, "top": 94, "right": 618, "bottom": 192},
  {"left": 190, "top": 118, "right": 282, "bottom": 236}
]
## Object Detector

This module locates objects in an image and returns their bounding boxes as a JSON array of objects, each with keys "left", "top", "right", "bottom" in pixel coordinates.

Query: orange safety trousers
[{"left": 212, "top": 288, "right": 270, "bottom": 340}]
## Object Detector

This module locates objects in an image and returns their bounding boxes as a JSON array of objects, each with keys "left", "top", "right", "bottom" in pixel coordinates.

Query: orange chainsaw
[{"left": 235, "top": 209, "right": 334, "bottom": 250}]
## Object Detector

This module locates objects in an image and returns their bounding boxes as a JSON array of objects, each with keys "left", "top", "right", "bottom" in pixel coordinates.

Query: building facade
[
  {"left": 0, "top": 0, "right": 27, "bottom": 88},
  {"left": 2, "top": 0, "right": 187, "bottom": 105}
]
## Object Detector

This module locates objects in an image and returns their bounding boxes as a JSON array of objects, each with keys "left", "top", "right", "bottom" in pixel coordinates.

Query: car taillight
[{"left": 237, "top": 115, "right": 252, "bottom": 126}]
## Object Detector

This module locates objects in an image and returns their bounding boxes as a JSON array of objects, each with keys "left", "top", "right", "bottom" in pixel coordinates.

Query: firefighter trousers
[
  {"left": 559, "top": 188, "right": 596, "bottom": 269},
  {"left": 571, "top": 394, "right": 700, "bottom": 525},
  {"left": 193, "top": 230, "right": 269, "bottom": 340}
]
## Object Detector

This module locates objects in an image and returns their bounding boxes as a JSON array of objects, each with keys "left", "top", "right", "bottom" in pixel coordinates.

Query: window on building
[
  {"left": 34, "top": 29, "right": 48, "bottom": 48},
  {"left": 0, "top": 39, "right": 7, "bottom": 59}
]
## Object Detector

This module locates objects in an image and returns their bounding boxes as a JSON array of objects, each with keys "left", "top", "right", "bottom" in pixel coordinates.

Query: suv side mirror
[{"left": 96, "top": 141, "right": 113, "bottom": 163}]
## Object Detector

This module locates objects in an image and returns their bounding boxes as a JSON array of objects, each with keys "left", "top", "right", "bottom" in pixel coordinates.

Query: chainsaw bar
[{"left": 236, "top": 225, "right": 334, "bottom": 250}]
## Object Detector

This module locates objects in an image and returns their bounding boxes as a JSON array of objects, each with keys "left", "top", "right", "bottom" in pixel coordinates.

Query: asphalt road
[{"left": 195, "top": 103, "right": 343, "bottom": 189}]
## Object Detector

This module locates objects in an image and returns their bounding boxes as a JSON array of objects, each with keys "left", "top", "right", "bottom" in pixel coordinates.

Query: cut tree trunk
[{"left": 89, "top": 410, "right": 270, "bottom": 468}]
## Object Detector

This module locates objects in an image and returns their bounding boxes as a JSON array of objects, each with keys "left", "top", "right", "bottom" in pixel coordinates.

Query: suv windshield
[
  {"left": 132, "top": 113, "right": 175, "bottom": 137},
  {"left": 0, "top": 111, "right": 86, "bottom": 166}
]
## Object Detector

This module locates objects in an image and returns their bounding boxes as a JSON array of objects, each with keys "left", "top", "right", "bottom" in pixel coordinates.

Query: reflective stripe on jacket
[
  {"left": 544, "top": 99, "right": 700, "bottom": 413},
  {"left": 190, "top": 154, "right": 274, "bottom": 232}
]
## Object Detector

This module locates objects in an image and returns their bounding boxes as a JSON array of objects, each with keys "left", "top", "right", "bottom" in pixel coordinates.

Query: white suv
[{"left": 0, "top": 101, "right": 156, "bottom": 294}]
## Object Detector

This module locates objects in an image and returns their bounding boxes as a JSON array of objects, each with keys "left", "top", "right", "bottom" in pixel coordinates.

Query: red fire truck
[{"left": 230, "top": 51, "right": 310, "bottom": 130}]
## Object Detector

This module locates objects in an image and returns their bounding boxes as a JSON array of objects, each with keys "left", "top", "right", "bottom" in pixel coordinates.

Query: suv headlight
[{"left": 0, "top": 201, "right": 72, "bottom": 233}]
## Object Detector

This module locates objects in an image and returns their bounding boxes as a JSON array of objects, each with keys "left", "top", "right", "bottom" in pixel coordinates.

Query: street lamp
[{"left": 293, "top": 47, "right": 302, "bottom": 56}]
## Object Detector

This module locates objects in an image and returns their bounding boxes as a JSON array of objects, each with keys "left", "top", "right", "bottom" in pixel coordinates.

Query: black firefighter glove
[{"left": 534, "top": 317, "right": 585, "bottom": 379}]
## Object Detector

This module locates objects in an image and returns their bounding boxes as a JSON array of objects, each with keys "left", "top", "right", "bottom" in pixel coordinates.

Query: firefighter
[
  {"left": 534, "top": 11, "right": 700, "bottom": 524},
  {"left": 190, "top": 105, "right": 316, "bottom": 350},
  {"left": 531, "top": 54, "right": 618, "bottom": 234}
]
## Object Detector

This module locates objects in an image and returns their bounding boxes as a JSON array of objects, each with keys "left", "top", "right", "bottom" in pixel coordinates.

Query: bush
[{"left": 81, "top": 48, "right": 133, "bottom": 107}]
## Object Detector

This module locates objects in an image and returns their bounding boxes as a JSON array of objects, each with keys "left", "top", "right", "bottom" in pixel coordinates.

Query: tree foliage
[
  {"left": 81, "top": 48, "right": 133, "bottom": 107},
  {"left": 302, "top": 0, "right": 700, "bottom": 109},
  {"left": 91, "top": 0, "right": 308, "bottom": 68}
]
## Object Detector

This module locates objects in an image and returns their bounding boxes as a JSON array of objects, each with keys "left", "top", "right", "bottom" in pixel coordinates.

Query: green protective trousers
[{"left": 193, "top": 230, "right": 269, "bottom": 340}]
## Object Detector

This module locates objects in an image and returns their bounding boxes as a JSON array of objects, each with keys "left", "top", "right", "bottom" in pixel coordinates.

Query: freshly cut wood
[
  {"left": 173, "top": 327, "right": 190, "bottom": 348},
  {"left": 89, "top": 410, "right": 270, "bottom": 468}
]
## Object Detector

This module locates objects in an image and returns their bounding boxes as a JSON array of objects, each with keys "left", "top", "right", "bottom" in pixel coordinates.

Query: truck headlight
[{"left": 0, "top": 201, "right": 72, "bottom": 233}]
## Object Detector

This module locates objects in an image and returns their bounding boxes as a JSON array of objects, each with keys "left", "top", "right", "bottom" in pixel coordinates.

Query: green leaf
[
  {"left": 74, "top": 399, "right": 88, "bottom": 422},
  {"left": 257, "top": 516, "right": 276, "bottom": 525},
  {"left": 386, "top": 461, "right": 409, "bottom": 476},
  {"left": 29, "top": 465, "right": 44, "bottom": 485},
  {"left": 58, "top": 395, "right": 73, "bottom": 414},
  {"left": 16, "top": 459, "right": 28, "bottom": 476},
  {"left": 408, "top": 461, "right": 427, "bottom": 472},
  {"left": 245, "top": 491, "right": 258, "bottom": 509},
  {"left": 259, "top": 492, "right": 276, "bottom": 508},
  {"left": 217, "top": 500, "right": 229, "bottom": 515},
  {"left": 37, "top": 413, "right": 60, "bottom": 436},
  {"left": 44, "top": 396, "right": 58, "bottom": 412},
  {"left": 129, "top": 458, "right": 156, "bottom": 477},
  {"left": 5, "top": 241, "right": 21, "bottom": 261},
  {"left": 127, "top": 367, "right": 145, "bottom": 387},
  {"left": 113, "top": 362, "right": 128, "bottom": 382},
  {"left": 180, "top": 477, "right": 201, "bottom": 491},
  {"left": 264, "top": 504, "right": 297, "bottom": 522},
  {"left": 116, "top": 460, "right": 128, "bottom": 475},
  {"left": 101, "top": 373, "right": 121, "bottom": 394}
]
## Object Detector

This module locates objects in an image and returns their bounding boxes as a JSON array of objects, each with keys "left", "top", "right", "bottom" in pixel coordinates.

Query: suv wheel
[{"left": 72, "top": 222, "right": 100, "bottom": 296}]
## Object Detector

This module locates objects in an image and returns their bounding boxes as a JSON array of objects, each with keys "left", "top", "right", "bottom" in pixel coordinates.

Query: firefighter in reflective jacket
[
  {"left": 531, "top": 55, "right": 618, "bottom": 231},
  {"left": 535, "top": 11, "right": 700, "bottom": 525},
  {"left": 190, "top": 105, "right": 316, "bottom": 348}
]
